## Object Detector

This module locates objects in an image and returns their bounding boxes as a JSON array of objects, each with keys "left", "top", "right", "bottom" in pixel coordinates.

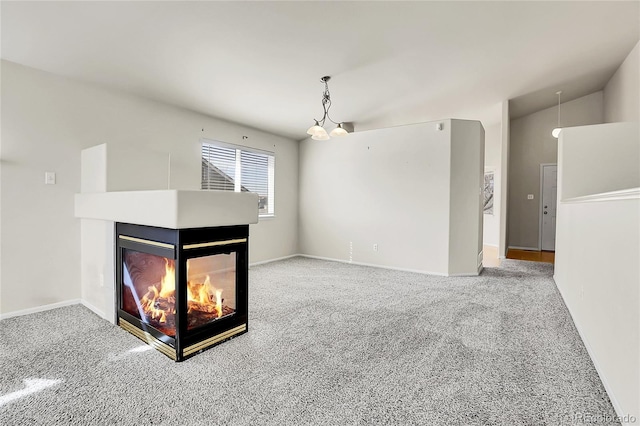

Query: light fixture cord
[
  {"left": 557, "top": 92, "right": 561, "bottom": 128},
  {"left": 315, "top": 79, "right": 340, "bottom": 126}
]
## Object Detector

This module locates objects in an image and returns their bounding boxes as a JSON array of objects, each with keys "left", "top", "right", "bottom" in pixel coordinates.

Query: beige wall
[
  {"left": 508, "top": 91, "right": 604, "bottom": 250},
  {"left": 0, "top": 60, "right": 299, "bottom": 316},
  {"left": 299, "top": 119, "right": 484, "bottom": 276},
  {"left": 499, "top": 101, "right": 510, "bottom": 257},
  {"left": 604, "top": 41, "right": 640, "bottom": 123},
  {"left": 483, "top": 122, "right": 501, "bottom": 247}
]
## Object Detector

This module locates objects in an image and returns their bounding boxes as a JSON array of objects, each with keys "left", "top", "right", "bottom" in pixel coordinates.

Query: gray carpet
[{"left": 0, "top": 257, "right": 617, "bottom": 425}]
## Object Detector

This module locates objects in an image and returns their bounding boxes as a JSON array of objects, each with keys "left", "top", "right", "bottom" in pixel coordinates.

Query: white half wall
[
  {"left": 0, "top": 60, "right": 299, "bottom": 317},
  {"left": 299, "top": 119, "right": 484, "bottom": 276},
  {"left": 449, "top": 120, "right": 484, "bottom": 275},
  {"left": 555, "top": 122, "right": 640, "bottom": 421}
]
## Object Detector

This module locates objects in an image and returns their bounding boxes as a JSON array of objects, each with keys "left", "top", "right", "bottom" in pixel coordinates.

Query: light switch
[
  {"left": 527, "top": 194, "right": 534, "bottom": 200},
  {"left": 45, "top": 172, "right": 56, "bottom": 185}
]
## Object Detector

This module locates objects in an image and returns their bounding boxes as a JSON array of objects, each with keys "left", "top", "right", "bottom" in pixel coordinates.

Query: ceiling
[{"left": 2, "top": 1, "right": 638, "bottom": 140}]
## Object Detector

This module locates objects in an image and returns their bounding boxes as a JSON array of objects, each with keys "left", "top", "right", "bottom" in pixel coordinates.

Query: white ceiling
[{"left": 2, "top": 1, "right": 638, "bottom": 140}]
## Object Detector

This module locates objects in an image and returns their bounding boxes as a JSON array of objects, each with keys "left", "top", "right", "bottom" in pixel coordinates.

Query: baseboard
[
  {"left": 249, "top": 253, "right": 480, "bottom": 277},
  {"left": 80, "top": 299, "right": 107, "bottom": 320},
  {"left": 0, "top": 299, "right": 82, "bottom": 320},
  {"left": 553, "top": 275, "right": 629, "bottom": 422},
  {"left": 508, "top": 245, "right": 540, "bottom": 251},
  {"left": 250, "top": 254, "right": 301, "bottom": 267},
  {"left": 299, "top": 254, "right": 451, "bottom": 276},
  {"left": 449, "top": 271, "right": 482, "bottom": 277}
]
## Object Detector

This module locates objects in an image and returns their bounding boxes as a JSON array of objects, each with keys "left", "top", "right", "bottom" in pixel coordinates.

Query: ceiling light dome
[
  {"left": 330, "top": 123, "right": 348, "bottom": 137},
  {"left": 311, "top": 127, "right": 330, "bottom": 140},
  {"left": 307, "top": 120, "right": 323, "bottom": 136}
]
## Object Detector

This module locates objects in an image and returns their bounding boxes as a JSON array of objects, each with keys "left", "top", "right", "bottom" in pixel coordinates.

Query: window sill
[{"left": 258, "top": 214, "right": 276, "bottom": 221}]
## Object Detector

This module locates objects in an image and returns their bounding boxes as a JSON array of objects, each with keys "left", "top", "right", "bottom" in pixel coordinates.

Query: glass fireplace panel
[
  {"left": 122, "top": 249, "right": 177, "bottom": 337},
  {"left": 186, "top": 253, "right": 236, "bottom": 330}
]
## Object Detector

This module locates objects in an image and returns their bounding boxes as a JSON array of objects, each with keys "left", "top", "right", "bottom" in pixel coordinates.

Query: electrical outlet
[
  {"left": 527, "top": 194, "right": 534, "bottom": 200},
  {"left": 45, "top": 172, "right": 56, "bottom": 185},
  {"left": 373, "top": 244, "right": 378, "bottom": 251},
  {"left": 99, "top": 273, "right": 105, "bottom": 288}
]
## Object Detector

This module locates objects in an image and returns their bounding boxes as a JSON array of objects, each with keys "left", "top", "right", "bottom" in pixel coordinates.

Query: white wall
[
  {"left": 555, "top": 123, "right": 639, "bottom": 421},
  {"left": 483, "top": 122, "right": 501, "bottom": 247},
  {"left": 0, "top": 60, "right": 299, "bottom": 316},
  {"left": 560, "top": 123, "right": 639, "bottom": 199},
  {"left": 499, "top": 100, "right": 510, "bottom": 258},
  {"left": 299, "top": 119, "right": 483, "bottom": 276},
  {"left": 449, "top": 120, "right": 484, "bottom": 275},
  {"left": 604, "top": 41, "right": 640, "bottom": 123},
  {"left": 79, "top": 143, "right": 183, "bottom": 320},
  {"left": 508, "top": 91, "right": 604, "bottom": 250}
]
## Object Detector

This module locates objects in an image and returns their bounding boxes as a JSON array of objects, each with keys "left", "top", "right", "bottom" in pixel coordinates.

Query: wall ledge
[{"left": 562, "top": 187, "right": 640, "bottom": 204}]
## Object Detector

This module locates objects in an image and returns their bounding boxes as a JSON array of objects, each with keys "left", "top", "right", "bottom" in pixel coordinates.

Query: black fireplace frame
[{"left": 115, "top": 222, "right": 249, "bottom": 361}]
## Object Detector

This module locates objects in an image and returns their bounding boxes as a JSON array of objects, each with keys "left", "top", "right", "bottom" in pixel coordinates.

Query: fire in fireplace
[{"left": 116, "top": 223, "right": 248, "bottom": 361}]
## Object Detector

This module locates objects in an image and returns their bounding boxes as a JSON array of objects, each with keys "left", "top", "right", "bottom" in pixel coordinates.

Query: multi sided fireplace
[{"left": 116, "top": 222, "right": 248, "bottom": 361}]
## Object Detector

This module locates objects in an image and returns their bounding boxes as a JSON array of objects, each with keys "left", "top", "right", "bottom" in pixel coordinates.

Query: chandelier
[{"left": 306, "top": 76, "right": 349, "bottom": 140}]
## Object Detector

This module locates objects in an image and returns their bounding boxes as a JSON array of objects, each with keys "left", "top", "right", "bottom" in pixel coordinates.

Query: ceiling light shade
[
  {"left": 311, "top": 127, "right": 330, "bottom": 140},
  {"left": 330, "top": 123, "right": 348, "bottom": 137},
  {"left": 552, "top": 91, "right": 562, "bottom": 139},
  {"left": 307, "top": 121, "right": 323, "bottom": 135},
  {"left": 308, "top": 76, "right": 349, "bottom": 140}
]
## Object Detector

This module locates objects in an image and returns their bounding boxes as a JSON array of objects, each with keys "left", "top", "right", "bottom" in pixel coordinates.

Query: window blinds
[
  {"left": 201, "top": 141, "right": 275, "bottom": 216},
  {"left": 201, "top": 145, "right": 236, "bottom": 191}
]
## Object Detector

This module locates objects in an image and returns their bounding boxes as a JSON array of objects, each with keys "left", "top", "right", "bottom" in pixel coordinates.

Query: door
[{"left": 540, "top": 164, "right": 557, "bottom": 251}]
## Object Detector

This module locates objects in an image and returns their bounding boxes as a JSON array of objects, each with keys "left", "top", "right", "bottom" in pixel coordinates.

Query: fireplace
[{"left": 115, "top": 222, "right": 248, "bottom": 361}]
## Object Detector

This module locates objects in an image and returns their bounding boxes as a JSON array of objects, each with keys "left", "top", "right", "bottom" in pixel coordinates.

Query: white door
[{"left": 541, "top": 164, "right": 557, "bottom": 251}]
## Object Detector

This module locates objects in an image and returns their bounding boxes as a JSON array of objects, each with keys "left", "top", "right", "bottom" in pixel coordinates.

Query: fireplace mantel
[{"left": 75, "top": 190, "right": 259, "bottom": 228}]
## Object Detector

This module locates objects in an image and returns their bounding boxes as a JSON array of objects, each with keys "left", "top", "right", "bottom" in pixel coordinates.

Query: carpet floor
[{"left": 0, "top": 257, "right": 617, "bottom": 425}]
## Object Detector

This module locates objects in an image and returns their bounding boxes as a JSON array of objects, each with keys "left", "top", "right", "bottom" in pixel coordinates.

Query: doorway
[{"left": 539, "top": 164, "right": 557, "bottom": 251}]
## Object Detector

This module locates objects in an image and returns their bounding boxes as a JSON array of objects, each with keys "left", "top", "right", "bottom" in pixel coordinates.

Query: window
[{"left": 201, "top": 140, "right": 275, "bottom": 217}]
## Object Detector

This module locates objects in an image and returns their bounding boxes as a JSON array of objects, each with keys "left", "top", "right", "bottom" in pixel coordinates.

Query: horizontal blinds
[
  {"left": 240, "top": 151, "right": 269, "bottom": 196},
  {"left": 201, "top": 141, "right": 275, "bottom": 215},
  {"left": 241, "top": 151, "right": 272, "bottom": 215},
  {"left": 201, "top": 144, "right": 236, "bottom": 191}
]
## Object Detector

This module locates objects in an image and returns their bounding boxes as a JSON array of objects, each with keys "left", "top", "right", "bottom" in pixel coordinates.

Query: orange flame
[
  {"left": 139, "top": 259, "right": 226, "bottom": 326},
  {"left": 159, "top": 259, "right": 175, "bottom": 298},
  {"left": 215, "top": 289, "right": 223, "bottom": 318}
]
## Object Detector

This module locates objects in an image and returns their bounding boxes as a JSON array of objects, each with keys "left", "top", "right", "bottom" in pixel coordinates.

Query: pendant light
[
  {"left": 552, "top": 91, "right": 562, "bottom": 138},
  {"left": 306, "top": 76, "right": 349, "bottom": 140}
]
